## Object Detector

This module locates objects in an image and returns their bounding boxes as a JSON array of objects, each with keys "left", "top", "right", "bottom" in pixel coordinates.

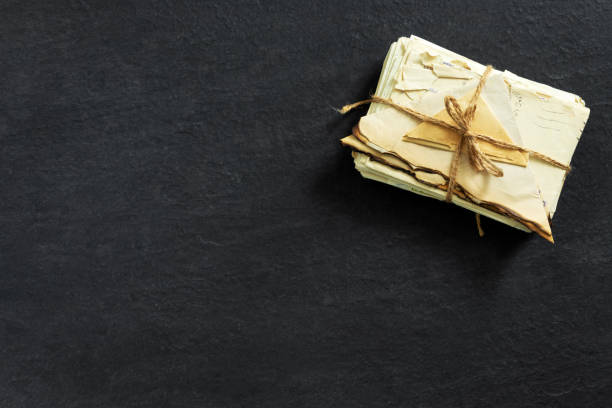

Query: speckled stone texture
[{"left": 1, "top": 1, "right": 612, "bottom": 407}]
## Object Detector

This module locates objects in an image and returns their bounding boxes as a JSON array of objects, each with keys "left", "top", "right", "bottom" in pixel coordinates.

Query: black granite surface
[{"left": 2, "top": 1, "right": 612, "bottom": 407}]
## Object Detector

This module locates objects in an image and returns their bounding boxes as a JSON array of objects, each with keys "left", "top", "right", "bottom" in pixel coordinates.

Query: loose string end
[
  {"left": 475, "top": 213, "right": 485, "bottom": 237},
  {"left": 338, "top": 104, "right": 354, "bottom": 114},
  {"left": 337, "top": 98, "right": 377, "bottom": 115}
]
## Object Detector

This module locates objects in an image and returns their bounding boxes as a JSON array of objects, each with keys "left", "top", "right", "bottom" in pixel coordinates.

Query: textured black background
[{"left": 2, "top": 1, "right": 612, "bottom": 407}]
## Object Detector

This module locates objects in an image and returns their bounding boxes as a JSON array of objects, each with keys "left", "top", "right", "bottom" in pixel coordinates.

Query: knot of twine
[
  {"left": 442, "top": 66, "right": 501, "bottom": 201},
  {"left": 340, "top": 65, "right": 570, "bottom": 203}
]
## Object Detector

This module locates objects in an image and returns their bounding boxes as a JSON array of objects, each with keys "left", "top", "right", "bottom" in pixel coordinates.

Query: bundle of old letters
[{"left": 341, "top": 36, "right": 590, "bottom": 242}]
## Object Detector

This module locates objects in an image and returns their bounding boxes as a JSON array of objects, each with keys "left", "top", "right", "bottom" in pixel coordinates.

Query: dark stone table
[{"left": 2, "top": 1, "right": 611, "bottom": 406}]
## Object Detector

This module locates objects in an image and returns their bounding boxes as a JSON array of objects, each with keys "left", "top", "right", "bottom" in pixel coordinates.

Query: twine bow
[
  {"left": 340, "top": 65, "right": 570, "bottom": 203},
  {"left": 442, "top": 66, "right": 501, "bottom": 201}
]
